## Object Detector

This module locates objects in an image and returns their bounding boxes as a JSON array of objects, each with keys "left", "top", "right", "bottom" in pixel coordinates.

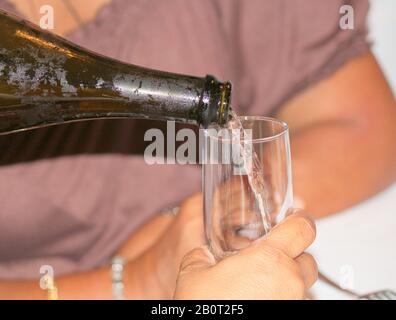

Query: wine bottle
[{"left": 0, "top": 10, "right": 231, "bottom": 135}]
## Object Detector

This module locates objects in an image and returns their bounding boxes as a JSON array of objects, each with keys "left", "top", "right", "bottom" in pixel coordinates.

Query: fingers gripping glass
[{"left": 203, "top": 117, "right": 293, "bottom": 259}]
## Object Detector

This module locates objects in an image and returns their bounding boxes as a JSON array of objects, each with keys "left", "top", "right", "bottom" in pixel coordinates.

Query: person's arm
[
  {"left": 276, "top": 52, "right": 396, "bottom": 218},
  {"left": 0, "top": 194, "right": 204, "bottom": 300},
  {"left": 174, "top": 210, "right": 317, "bottom": 300},
  {"left": 0, "top": 250, "right": 154, "bottom": 300},
  {"left": 116, "top": 213, "right": 174, "bottom": 261},
  {"left": 1, "top": 208, "right": 317, "bottom": 300}
]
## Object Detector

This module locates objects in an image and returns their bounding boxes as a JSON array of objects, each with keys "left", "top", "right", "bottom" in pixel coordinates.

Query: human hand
[
  {"left": 122, "top": 193, "right": 205, "bottom": 299},
  {"left": 174, "top": 209, "right": 317, "bottom": 300},
  {"left": 147, "top": 193, "right": 205, "bottom": 296}
]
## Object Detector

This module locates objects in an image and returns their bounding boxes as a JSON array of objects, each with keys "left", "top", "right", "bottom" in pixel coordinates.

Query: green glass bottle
[{"left": 0, "top": 10, "right": 231, "bottom": 135}]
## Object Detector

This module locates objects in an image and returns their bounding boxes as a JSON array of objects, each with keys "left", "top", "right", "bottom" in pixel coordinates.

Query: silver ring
[{"left": 161, "top": 206, "right": 180, "bottom": 216}]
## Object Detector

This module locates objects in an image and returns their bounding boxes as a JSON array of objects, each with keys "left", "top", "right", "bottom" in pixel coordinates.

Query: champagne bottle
[{"left": 0, "top": 10, "right": 231, "bottom": 135}]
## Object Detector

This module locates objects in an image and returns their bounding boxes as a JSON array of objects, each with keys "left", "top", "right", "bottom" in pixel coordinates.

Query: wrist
[
  {"left": 123, "top": 248, "right": 172, "bottom": 299},
  {"left": 149, "top": 239, "right": 180, "bottom": 298}
]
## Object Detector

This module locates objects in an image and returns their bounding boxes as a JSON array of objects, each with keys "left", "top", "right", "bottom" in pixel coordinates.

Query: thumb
[{"left": 178, "top": 246, "right": 216, "bottom": 276}]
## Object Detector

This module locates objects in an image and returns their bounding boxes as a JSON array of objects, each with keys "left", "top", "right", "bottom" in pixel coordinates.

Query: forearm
[
  {"left": 0, "top": 210, "right": 192, "bottom": 300},
  {"left": 116, "top": 213, "right": 174, "bottom": 261},
  {"left": 277, "top": 53, "right": 396, "bottom": 217},
  {"left": 0, "top": 256, "right": 150, "bottom": 300},
  {"left": 291, "top": 117, "right": 396, "bottom": 218},
  {"left": 0, "top": 268, "right": 112, "bottom": 300}
]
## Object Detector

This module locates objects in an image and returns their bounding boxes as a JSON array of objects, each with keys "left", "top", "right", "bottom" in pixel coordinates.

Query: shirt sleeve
[
  {"left": 287, "top": 0, "right": 370, "bottom": 99},
  {"left": 223, "top": 0, "right": 371, "bottom": 115}
]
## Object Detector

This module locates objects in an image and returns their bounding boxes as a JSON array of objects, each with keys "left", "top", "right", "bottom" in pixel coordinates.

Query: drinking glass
[{"left": 202, "top": 116, "right": 293, "bottom": 259}]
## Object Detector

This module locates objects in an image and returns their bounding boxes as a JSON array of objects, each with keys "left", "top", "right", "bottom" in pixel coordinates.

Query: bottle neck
[
  {"left": 0, "top": 9, "right": 232, "bottom": 133},
  {"left": 105, "top": 70, "right": 231, "bottom": 127},
  {"left": 200, "top": 76, "right": 232, "bottom": 127}
]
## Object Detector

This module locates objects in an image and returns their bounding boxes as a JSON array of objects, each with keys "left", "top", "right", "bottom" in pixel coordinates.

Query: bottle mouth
[
  {"left": 200, "top": 75, "right": 232, "bottom": 128},
  {"left": 218, "top": 81, "right": 232, "bottom": 126}
]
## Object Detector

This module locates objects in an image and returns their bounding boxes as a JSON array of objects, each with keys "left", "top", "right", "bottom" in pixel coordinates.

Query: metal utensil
[{"left": 319, "top": 271, "right": 396, "bottom": 300}]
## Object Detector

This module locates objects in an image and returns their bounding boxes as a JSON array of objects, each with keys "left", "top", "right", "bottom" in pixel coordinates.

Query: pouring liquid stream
[
  {"left": 206, "top": 110, "right": 272, "bottom": 239},
  {"left": 227, "top": 111, "right": 272, "bottom": 234}
]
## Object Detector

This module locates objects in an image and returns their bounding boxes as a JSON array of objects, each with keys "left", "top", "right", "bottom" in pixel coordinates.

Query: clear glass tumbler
[{"left": 202, "top": 116, "right": 293, "bottom": 259}]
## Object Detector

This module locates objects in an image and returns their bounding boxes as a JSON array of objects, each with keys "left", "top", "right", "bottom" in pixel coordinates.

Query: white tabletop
[{"left": 309, "top": 182, "right": 396, "bottom": 300}]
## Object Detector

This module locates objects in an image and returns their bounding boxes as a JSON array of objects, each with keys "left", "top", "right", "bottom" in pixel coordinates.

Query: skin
[
  {"left": 11, "top": 0, "right": 112, "bottom": 36},
  {"left": 175, "top": 210, "right": 317, "bottom": 300},
  {"left": 0, "top": 195, "right": 204, "bottom": 300},
  {"left": 3, "top": 0, "right": 395, "bottom": 298},
  {"left": 277, "top": 52, "right": 396, "bottom": 217},
  {"left": 0, "top": 196, "right": 317, "bottom": 300}
]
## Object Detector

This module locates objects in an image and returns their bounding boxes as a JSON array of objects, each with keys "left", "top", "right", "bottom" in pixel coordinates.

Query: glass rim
[{"left": 205, "top": 116, "right": 289, "bottom": 143}]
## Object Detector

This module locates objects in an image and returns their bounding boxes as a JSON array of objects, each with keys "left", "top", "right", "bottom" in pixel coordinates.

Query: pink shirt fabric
[{"left": 0, "top": 0, "right": 369, "bottom": 279}]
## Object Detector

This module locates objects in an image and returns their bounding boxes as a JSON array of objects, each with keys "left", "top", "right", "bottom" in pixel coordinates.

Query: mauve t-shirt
[{"left": 0, "top": 0, "right": 369, "bottom": 279}]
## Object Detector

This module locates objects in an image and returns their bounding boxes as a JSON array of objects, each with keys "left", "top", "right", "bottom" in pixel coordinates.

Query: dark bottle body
[{"left": 0, "top": 10, "right": 231, "bottom": 135}]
